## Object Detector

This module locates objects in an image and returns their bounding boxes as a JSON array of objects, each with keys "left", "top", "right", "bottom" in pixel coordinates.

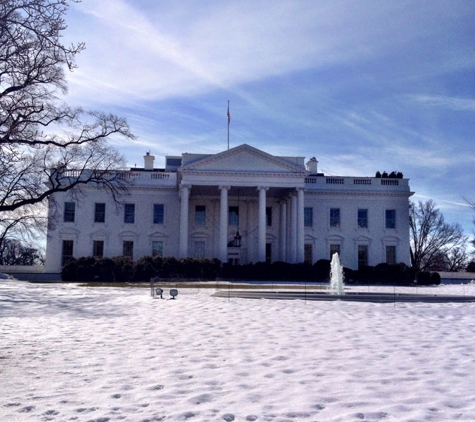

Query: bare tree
[
  {"left": 0, "top": 0, "right": 134, "bottom": 218},
  {"left": 0, "top": 201, "right": 46, "bottom": 263},
  {"left": 429, "top": 246, "right": 469, "bottom": 272},
  {"left": 0, "top": 238, "right": 44, "bottom": 265},
  {"left": 409, "top": 200, "right": 468, "bottom": 271},
  {"left": 444, "top": 245, "right": 470, "bottom": 272}
]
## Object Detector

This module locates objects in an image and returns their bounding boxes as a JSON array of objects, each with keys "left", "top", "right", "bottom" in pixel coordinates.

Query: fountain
[{"left": 329, "top": 252, "right": 345, "bottom": 295}]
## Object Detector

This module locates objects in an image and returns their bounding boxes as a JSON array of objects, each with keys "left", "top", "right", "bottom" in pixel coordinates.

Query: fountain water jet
[{"left": 329, "top": 252, "right": 345, "bottom": 295}]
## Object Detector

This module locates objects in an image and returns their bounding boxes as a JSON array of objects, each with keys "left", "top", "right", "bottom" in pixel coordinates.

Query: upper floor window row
[
  {"left": 328, "top": 208, "right": 396, "bottom": 229},
  {"left": 66, "top": 202, "right": 167, "bottom": 225},
  {"left": 125, "top": 203, "right": 166, "bottom": 225},
  {"left": 93, "top": 203, "right": 167, "bottom": 225}
]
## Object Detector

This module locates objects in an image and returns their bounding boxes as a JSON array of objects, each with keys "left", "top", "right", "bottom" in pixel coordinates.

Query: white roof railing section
[
  {"left": 57, "top": 169, "right": 177, "bottom": 187},
  {"left": 305, "top": 176, "right": 410, "bottom": 192}
]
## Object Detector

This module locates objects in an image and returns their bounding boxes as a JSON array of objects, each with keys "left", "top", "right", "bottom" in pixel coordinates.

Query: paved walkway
[{"left": 212, "top": 290, "right": 475, "bottom": 303}]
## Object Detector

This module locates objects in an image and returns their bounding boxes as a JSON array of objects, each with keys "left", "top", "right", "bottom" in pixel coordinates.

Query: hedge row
[
  {"left": 61, "top": 256, "right": 334, "bottom": 282},
  {"left": 345, "top": 263, "right": 441, "bottom": 286},
  {"left": 61, "top": 256, "right": 442, "bottom": 285},
  {"left": 61, "top": 256, "right": 221, "bottom": 282}
]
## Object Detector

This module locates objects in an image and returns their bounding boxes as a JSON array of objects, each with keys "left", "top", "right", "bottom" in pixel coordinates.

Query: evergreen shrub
[
  {"left": 430, "top": 272, "right": 441, "bottom": 285},
  {"left": 415, "top": 271, "right": 431, "bottom": 285}
]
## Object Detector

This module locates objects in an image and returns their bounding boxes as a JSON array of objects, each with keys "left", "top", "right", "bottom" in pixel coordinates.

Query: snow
[{"left": 1, "top": 281, "right": 475, "bottom": 422}]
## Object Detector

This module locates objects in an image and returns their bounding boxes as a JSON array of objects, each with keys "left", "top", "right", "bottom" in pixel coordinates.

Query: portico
[{"left": 178, "top": 144, "right": 308, "bottom": 264}]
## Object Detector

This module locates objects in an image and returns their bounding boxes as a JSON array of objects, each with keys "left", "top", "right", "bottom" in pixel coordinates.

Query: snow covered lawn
[{"left": 1, "top": 281, "right": 475, "bottom": 421}]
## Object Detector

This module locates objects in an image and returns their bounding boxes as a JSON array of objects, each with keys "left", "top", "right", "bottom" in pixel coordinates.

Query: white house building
[{"left": 45, "top": 144, "right": 413, "bottom": 273}]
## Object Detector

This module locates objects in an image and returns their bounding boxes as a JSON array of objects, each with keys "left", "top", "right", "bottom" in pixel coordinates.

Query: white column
[
  {"left": 258, "top": 186, "right": 268, "bottom": 262},
  {"left": 179, "top": 184, "right": 190, "bottom": 258},
  {"left": 286, "top": 199, "right": 291, "bottom": 262},
  {"left": 219, "top": 186, "right": 230, "bottom": 263},
  {"left": 296, "top": 187, "right": 305, "bottom": 263},
  {"left": 280, "top": 200, "right": 287, "bottom": 262},
  {"left": 289, "top": 193, "right": 297, "bottom": 263}
]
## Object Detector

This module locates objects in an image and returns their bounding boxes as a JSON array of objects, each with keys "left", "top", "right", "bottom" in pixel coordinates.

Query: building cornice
[
  {"left": 304, "top": 190, "right": 414, "bottom": 198},
  {"left": 182, "top": 170, "right": 306, "bottom": 179}
]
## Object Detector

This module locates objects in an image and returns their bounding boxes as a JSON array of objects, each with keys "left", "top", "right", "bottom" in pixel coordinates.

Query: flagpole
[{"left": 227, "top": 100, "right": 230, "bottom": 150}]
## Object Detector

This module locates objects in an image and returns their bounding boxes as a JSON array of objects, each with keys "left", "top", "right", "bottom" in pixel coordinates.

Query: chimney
[
  {"left": 144, "top": 152, "right": 155, "bottom": 170},
  {"left": 306, "top": 157, "right": 318, "bottom": 174}
]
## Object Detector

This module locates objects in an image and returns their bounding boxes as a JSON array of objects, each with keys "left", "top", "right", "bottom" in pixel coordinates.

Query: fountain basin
[{"left": 212, "top": 290, "right": 475, "bottom": 303}]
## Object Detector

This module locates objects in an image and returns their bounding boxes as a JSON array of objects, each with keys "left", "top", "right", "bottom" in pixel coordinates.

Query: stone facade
[{"left": 45, "top": 144, "right": 413, "bottom": 272}]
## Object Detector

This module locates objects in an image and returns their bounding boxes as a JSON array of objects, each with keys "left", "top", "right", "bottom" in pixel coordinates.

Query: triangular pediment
[{"left": 181, "top": 144, "right": 306, "bottom": 175}]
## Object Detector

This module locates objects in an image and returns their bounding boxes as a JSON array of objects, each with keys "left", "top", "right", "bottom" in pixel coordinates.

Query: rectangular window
[
  {"left": 153, "top": 204, "right": 164, "bottom": 224},
  {"left": 152, "top": 241, "right": 164, "bottom": 257},
  {"left": 266, "top": 243, "right": 272, "bottom": 264},
  {"left": 330, "top": 208, "right": 340, "bottom": 228},
  {"left": 386, "top": 245, "right": 396, "bottom": 265},
  {"left": 124, "top": 204, "right": 135, "bottom": 224},
  {"left": 357, "top": 209, "right": 368, "bottom": 228},
  {"left": 94, "top": 203, "right": 105, "bottom": 223},
  {"left": 195, "top": 205, "right": 206, "bottom": 226},
  {"left": 64, "top": 202, "right": 75, "bottom": 222},
  {"left": 93, "top": 240, "right": 104, "bottom": 258},
  {"left": 194, "top": 241, "right": 205, "bottom": 259},
  {"left": 61, "top": 240, "right": 74, "bottom": 266},
  {"left": 330, "top": 244, "right": 340, "bottom": 259},
  {"left": 304, "top": 207, "right": 313, "bottom": 227},
  {"left": 123, "top": 241, "right": 134, "bottom": 258},
  {"left": 385, "top": 209, "right": 396, "bottom": 229},
  {"left": 358, "top": 245, "right": 368, "bottom": 269},
  {"left": 229, "top": 206, "right": 239, "bottom": 226},
  {"left": 304, "top": 244, "right": 313, "bottom": 264},
  {"left": 266, "top": 207, "right": 272, "bottom": 226}
]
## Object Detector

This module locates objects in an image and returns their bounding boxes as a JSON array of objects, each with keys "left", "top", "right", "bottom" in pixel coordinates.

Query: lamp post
[{"left": 234, "top": 230, "right": 242, "bottom": 247}]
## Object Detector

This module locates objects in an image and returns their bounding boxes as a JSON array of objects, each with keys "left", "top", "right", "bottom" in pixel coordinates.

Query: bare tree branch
[
  {"left": 0, "top": 0, "right": 135, "bottom": 222},
  {"left": 409, "top": 200, "right": 468, "bottom": 271}
]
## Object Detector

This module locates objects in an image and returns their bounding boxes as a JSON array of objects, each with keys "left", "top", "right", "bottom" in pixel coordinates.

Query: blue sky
[{"left": 62, "top": 0, "right": 475, "bottom": 238}]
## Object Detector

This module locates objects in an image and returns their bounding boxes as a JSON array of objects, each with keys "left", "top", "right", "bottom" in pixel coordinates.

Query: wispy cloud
[
  {"left": 406, "top": 95, "right": 475, "bottom": 111},
  {"left": 65, "top": 0, "right": 471, "bottom": 106}
]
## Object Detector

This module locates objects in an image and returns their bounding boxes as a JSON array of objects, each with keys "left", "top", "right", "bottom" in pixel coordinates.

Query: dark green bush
[
  {"left": 349, "top": 263, "right": 414, "bottom": 285},
  {"left": 96, "top": 258, "right": 115, "bottom": 282},
  {"left": 76, "top": 256, "right": 99, "bottom": 281},
  {"left": 61, "top": 258, "right": 78, "bottom": 281},
  {"left": 111, "top": 256, "right": 134, "bottom": 282},
  {"left": 313, "top": 259, "right": 331, "bottom": 281},
  {"left": 416, "top": 271, "right": 431, "bottom": 285},
  {"left": 430, "top": 272, "right": 441, "bottom": 285},
  {"left": 200, "top": 258, "right": 221, "bottom": 280},
  {"left": 133, "top": 256, "right": 157, "bottom": 281}
]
